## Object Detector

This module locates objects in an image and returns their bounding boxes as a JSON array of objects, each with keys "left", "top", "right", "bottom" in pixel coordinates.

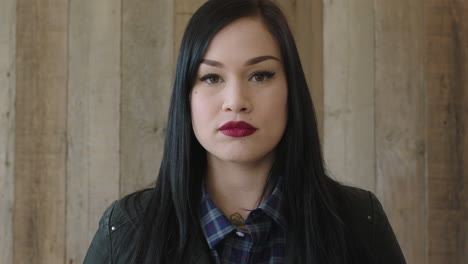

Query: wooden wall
[
  {"left": 0, "top": 0, "right": 465, "bottom": 263},
  {"left": 323, "top": 1, "right": 467, "bottom": 263},
  {"left": 0, "top": 0, "right": 16, "bottom": 263},
  {"left": 424, "top": 1, "right": 468, "bottom": 262},
  {"left": 67, "top": 1, "right": 121, "bottom": 261}
]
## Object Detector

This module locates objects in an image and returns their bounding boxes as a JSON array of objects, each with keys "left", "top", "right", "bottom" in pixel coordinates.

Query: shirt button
[{"left": 235, "top": 231, "right": 245, "bottom": 237}]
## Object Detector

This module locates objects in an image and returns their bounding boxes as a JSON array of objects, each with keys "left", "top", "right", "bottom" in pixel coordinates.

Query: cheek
[
  {"left": 190, "top": 95, "right": 202, "bottom": 129},
  {"left": 261, "top": 86, "right": 288, "bottom": 123},
  {"left": 190, "top": 90, "right": 215, "bottom": 134}
]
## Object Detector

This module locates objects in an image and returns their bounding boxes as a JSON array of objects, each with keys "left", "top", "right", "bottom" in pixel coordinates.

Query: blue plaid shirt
[{"left": 200, "top": 177, "right": 286, "bottom": 264}]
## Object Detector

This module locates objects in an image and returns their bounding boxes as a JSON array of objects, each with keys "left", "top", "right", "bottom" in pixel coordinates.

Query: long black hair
[{"left": 123, "top": 0, "right": 371, "bottom": 263}]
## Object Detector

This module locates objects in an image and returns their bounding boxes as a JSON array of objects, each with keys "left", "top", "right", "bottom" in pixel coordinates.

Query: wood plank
[
  {"left": 425, "top": 1, "right": 468, "bottom": 263},
  {"left": 275, "top": 0, "right": 324, "bottom": 138},
  {"left": 121, "top": 0, "right": 174, "bottom": 196},
  {"left": 428, "top": 210, "right": 463, "bottom": 262},
  {"left": 374, "top": 0, "right": 426, "bottom": 263},
  {"left": 174, "top": 13, "right": 194, "bottom": 64},
  {"left": 175, "top": 0, "right": 206, "bottom": 13},
  {"left": 323, "top": 0, "right": 375, "bottom": 192},
  {"left": 174, "top": 0, "right": 206, "bottom": 62},
  {"left": 66, "top": 1, "right": 121, "bottom": 263},
  {"left": 0, "top": 0, "right": 16, "bottom": 263},
  {"left": 295, "top": 0, "right": 324, "bottom": 142},
  {"left": 14, "top": 0, "right": 67, "bottom": 263}
]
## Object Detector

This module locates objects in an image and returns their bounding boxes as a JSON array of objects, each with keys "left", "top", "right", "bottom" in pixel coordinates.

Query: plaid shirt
[{"left": 199, "top": 177, "right": 286, "bottom": 264}]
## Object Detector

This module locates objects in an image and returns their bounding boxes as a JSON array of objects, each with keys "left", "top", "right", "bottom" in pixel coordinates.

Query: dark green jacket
[{"left": 83, "top": 186, "right": 406, "bottom": 264}]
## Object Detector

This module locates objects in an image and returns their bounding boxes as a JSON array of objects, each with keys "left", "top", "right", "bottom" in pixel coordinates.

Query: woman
[{"left": 84, "top": 0, "right": 406, "bottom": 263}]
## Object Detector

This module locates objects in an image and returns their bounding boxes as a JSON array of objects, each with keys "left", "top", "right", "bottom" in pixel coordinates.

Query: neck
[{"left": 205, "top": 153, "right": 274, "bottom": 219}]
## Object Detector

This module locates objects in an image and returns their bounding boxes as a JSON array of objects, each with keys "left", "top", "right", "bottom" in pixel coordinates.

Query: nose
[{"left": 221, "top": 80, "right": 253, "bottom": 113}]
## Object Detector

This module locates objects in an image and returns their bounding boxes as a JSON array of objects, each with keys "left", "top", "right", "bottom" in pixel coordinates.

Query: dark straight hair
[{"left": 123, "top": 0, "right": 371, "bottom": 263}]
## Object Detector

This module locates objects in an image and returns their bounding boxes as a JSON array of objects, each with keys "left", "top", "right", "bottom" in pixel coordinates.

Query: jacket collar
[{"left": 183, "top": 229, "right": 211, "bottom": 264}]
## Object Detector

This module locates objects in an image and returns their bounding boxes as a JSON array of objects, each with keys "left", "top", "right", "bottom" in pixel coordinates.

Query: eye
[
  {"left": 199, "top": 74, "right": 222, "bottom": 85},
  {"left": 250, "top": 71, "right": 276, "bottom": 83}
]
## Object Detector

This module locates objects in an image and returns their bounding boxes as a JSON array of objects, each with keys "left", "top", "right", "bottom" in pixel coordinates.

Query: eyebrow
[{"left": 200, "top": 55, "right": 281, "bottom": 68}]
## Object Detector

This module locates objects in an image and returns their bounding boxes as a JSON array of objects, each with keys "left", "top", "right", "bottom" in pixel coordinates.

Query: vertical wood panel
[
  {"left": 120, "top": 0, "right": 174, "bottom": 195},
  {"left": 307, "top": 0, "right": 324, "bottom": 139},
  {"left": 14, "top": 0, "right": 67, "bottom": 263},
  {"left": 426, "top": 0, "right": 468, "bottom": 263},
  {"left": 275, "top": 0, "right": 324, "bottom": 138},
  {"left": 323, "top": 0, "right": 375, "bottom": 191},
  {"left": 1, "top": 1, "right": 464, "bottom": 262},
  {"left": 375, "top": 0, "right": 426, "bottom": 263},
  {"left": 294, "top": 0, "right": 324, "bottom": 139},
  {"left": 174, "top": 0, "right": 206, "bottom": 62},
  {"left": 0, "top": 0, "right": 16, "bottom": 263},
  {"left": 67, "top": 1, "right": 121, "bottom": 263},
  {"left": 174, "top": 0, "right": 206, "bottom": 13},
  {"left": 174, "top": 13, "right": 192, "bottom": 64}
]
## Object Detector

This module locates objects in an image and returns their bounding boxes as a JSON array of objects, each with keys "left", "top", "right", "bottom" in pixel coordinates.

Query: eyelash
[
  {"left": 199, "top": 71, "right": 276, "bottom": 85},
  {"left": 199, "top": 74, "right": 218, "bottom": 83}
]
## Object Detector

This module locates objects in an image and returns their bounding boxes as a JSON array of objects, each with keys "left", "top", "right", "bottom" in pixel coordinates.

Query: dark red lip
[{"left": 219, "top": 121, "right": 257, "bottom": 137}]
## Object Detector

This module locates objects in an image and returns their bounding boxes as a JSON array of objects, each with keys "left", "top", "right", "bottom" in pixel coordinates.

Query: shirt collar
[
  {"left": 199, "top": 185, "right": 235, "bottom": 249},
  {"left": 258, "top": 177, "right": 285, "bottom": 229},
  {"left": 199, "top": 177, "right": 285, "bottom": 249}
]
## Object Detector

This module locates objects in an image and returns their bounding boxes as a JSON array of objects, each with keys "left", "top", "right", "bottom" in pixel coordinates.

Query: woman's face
[{"left": 190, "top": 17, "right": 288, "bottom": 165}]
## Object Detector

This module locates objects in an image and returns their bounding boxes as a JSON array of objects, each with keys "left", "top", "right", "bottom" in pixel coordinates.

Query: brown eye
[
  {"left": 200, "top": 74, "right": 221, "bottom": 85},
  {"left": 250, "top": 71, "right": 275, "bottom": 83},
  {"left": 207, "top": 76, "right": 220, "bottom": 84},
  {"left": 254, "top": 75, "right": 266, "bottom": 82}
]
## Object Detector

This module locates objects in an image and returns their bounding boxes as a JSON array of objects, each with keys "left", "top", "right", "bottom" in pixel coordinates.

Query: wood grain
[
  {"left": 174, "top": 0, "right": 206, "bottom": 61},
  {"left": 323, "top": 0, "right": 375, "bottom": 191},
  {"left": 275, "top": 0, "right": 324, "bottom": 138},
  {"left": 425, "top": 0, "right": 468, "bottom": 263},
  {"left": 175, "top": 0, "right": 206, "bottom": 13},
  {"left": 374, "top": 0, "right": 426, "bottom": 263},
  {"left": 66, "top": 1, "right": 121, "bottom": 263},
  {"left": 120, "top": 0, "right": 174, "bottom": 196},
  {"left": 1, "top": 1, "right": 465, "bottom": 262},
  {"left": 14, "top": 0, "right": 67, "bottom": 263},
  {"left": 0, "top": 0, "right": 16, "bottom": 263}
]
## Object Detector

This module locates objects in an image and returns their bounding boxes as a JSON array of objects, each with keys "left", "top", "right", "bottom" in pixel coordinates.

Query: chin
[{"left": 214, "top": 149, "right": 275, "bottom": 165}]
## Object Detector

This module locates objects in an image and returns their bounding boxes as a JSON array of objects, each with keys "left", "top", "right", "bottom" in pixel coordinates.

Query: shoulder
[
  {"left": 333, "top": 184, "right": 375, "bottom": 241},
  {"left": 83, "top": 189, "right": 154, "bottom": 264},
  {"left": 336, "top": 184, "right": 377, "bottom": 222},
  {"left": 107, "top": 188, "right": 153, "bottom": 231},
  {"left": 333, "top": 183, "right": 407, "bottom": 263},
  {"left": 333, "top": 184, "right": 388, "bottom": 239}
]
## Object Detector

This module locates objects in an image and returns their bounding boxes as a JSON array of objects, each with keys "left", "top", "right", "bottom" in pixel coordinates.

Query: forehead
[{"left": 202, "top": 17, "right": 282, "bottom": 63}]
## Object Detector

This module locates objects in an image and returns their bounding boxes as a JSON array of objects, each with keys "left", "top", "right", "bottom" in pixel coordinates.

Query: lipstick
[{"left": 219, "top": 121, "right": 257, "bottom": 137}]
